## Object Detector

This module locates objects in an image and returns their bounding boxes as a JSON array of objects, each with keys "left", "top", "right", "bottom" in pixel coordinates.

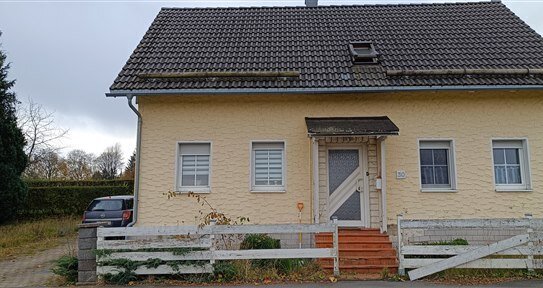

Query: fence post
[
  {"left": 77, "top": 222, "right": 108, "bottom": 285},
  {"left": 525, "top": 213, "right": 534, "bottom": 272},
  {"left": 332, "top": 217, "right": 339, "bottom": 277},
  {"left": 397, "top": 214, "right": 405, "bottom": 276},
  {"left": 209, "top": 219, "right": 216, "bottom": 266}
]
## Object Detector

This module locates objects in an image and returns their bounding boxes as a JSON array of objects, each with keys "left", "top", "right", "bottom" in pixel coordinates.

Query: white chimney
[{"left": 305, "top": 0, "right": 318, "bottom": 7}]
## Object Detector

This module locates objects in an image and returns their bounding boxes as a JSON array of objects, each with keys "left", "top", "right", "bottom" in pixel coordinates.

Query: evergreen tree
[
  {"left": 0, "top": 32, "right": 28, "bottom": 223},
  {"left": 121, "top": 150, "right": 136, "bottom": 180}
]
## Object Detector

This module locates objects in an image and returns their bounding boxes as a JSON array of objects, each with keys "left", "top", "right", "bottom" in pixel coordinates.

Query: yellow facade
[{"left": 136, "top": 90, "right": 543, "bottom": 227}]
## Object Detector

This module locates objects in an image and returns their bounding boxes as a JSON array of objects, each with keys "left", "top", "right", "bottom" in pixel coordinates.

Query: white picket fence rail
[
  {"left": 96, "top": 221, "right": 339, "bottom": 277},
  {"left": 397, "top": 215, "right": 543, "bottom": 280}
]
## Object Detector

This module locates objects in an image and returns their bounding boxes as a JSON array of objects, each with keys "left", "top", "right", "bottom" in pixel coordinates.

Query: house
[{"left": 107, "top": 1, "right": 543, "bottom": 236}]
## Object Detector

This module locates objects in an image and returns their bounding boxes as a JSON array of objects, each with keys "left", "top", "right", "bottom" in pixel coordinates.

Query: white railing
[
  {"left": 96, "top": 220, "right": 339, "bottom": 277},
  {"left": 397, "top": 215, "right": 543, "bottom": 280}
]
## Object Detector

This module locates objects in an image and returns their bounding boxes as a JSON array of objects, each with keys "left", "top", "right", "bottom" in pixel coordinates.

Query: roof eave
[{"left": 105, "top": 84, "right": 543, "bottom": 97}]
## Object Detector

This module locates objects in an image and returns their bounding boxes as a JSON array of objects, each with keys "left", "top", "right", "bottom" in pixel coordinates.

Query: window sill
[
  {"left": 420, "top": 189, "right": 457, "bottom": 193},
  {"left": 176, "top": 188, "right": 211, "bottom": 194},
  {"left": 495, "top": 189, "right": 533, "bottom": 193},
  {"left": 250, "top": 190, "right": 286, "bottom": 193}
]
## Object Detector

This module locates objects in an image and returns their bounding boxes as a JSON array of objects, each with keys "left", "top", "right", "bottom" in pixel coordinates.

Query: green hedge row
[
  {"left": 19, "top": 184, "right": 134, "bottom": 218},
  {"left": 26, "top": 179, "right": 134, "bottom": 188}
]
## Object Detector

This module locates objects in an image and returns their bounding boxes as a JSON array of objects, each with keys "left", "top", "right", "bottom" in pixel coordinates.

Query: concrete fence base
[{"left": 77, "top": 222, "right": 108, "bottom": 285}]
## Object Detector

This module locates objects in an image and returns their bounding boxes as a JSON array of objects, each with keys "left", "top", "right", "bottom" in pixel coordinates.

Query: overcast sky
[{"left": 0, "top": 0, "right": 542, "bottom": 162}]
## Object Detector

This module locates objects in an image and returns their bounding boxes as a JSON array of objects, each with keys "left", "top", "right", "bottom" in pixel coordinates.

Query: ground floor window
[
  {"left": 492, "top": 139, "right": 531, "bottom": 191},
  {"left": 251, "top": 141, "right": 285, "bottom": 192},
  {"left": 419, "top": 140, "right": 456, "bottom": 191},
  {"left": 178, "top": 142, "right": 211, "bottom": 192}
]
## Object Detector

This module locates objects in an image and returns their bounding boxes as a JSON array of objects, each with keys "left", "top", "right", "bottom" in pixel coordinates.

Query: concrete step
[
  {"left": 315, "top": 234, "right": 391, "bottom": 242},
  {"left": 315, "top": 229, "right": 398, "bottom": 276},
  {"left": 321, "top": 264, "right": 398, "bottom": 274},
  {"left": 319, "top": 256, "right": 397, "bottom": 266},
  {"left": 316, "top": 241, "right": 394, "bottom": 249},
  {"left": 338, "top": 248, "right": 397, "bottom": 257}
]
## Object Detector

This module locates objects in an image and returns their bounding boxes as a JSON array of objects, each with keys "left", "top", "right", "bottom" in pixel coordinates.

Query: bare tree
[
  {"left": 18, "top": 98, "right": 68, "bottom": 164},
  {"left": 95, "top": 143, "right": 123, "bottom": 179},
  {"left": 24, "top": 148, "right": 64, "bottom": 179},
  {"left": 65, "top": 149, "right": 95, "bottom": 180}
]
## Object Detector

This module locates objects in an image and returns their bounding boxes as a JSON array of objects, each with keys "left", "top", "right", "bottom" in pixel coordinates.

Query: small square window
[
  {"left": 251, "top": 142, "right": 285, "bottom": 192},
  {"left": 178, "top": 143, "right": 211, "bottom": 192},
  {"left": 349, "top": 41, "right": 379, "bottom": 64},
  {"left": 492, "top": 140, "right": 531, "bottom": 191},
  {"left": 419, "top": 140, "right": 456, "bottom": 191}
]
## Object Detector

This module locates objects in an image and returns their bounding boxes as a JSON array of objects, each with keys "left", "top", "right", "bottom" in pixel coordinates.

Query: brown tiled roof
[{"left": 110, "top": 1, "right": 543, "bottom": 92}]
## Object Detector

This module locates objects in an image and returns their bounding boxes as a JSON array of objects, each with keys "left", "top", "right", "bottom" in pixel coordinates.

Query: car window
[
  {"left": 125, "top": 199, "right": 134, "bottom": 209},
  {"left": 88, "top": 200, "right": 123, "bottom": 211}
]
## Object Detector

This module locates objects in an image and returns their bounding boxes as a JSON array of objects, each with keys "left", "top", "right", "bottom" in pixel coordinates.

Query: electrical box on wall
[
  {"left": 376, "top": 178, "right": 382, "bottom": 189},
  {"left": 396, "top": 170, "right": 407, "bottom": 179}
]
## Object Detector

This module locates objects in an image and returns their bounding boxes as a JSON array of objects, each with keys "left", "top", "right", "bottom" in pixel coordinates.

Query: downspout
[
  {"left": 379, "top": 137, "right": 387, "bottom": 232},
  {"left": 126, "top": 95, "right": 142, "bottom": 227},
  {"left": 311, "top": 137, "right": 320, "bottom": 224}
]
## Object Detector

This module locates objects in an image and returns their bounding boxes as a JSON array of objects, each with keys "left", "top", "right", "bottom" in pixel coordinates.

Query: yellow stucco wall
[{"left": 136, "top": 90, "right": 543, "bottom": 226}]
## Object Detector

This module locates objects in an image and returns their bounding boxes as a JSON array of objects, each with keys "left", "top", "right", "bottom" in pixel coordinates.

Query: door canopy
[{"left": 305, "top": 116, "right": 399, "bottom": 137}]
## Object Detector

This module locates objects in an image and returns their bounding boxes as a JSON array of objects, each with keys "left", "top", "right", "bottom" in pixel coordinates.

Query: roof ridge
[{"left": 160, "top": 1, "right": 500, "bottom": 11}]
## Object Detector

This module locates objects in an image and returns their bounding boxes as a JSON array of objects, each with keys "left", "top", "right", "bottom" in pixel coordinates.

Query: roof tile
[{"left": 110, "top": 1, "right": 543, "bottom": 91}]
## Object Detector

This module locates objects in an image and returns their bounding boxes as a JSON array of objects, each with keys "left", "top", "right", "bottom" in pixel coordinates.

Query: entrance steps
[{"left": 315, "top": 228, "right": 398, "bottom": 278}]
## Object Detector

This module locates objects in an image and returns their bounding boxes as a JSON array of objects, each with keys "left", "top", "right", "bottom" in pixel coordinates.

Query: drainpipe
[
  {"left": 126, "top": 95, "right": 142, "bottom": 227},
  {"left": 311, "top": 137, "right": 319, "bottom": 224},
  {"left": 379, "top": 137, "right": 387, "bottom": 232}
]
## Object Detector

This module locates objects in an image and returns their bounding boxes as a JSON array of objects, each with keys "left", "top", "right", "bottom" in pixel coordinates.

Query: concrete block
[
  {"left": 78, "top": 249, "right": 95, "bottom": 261},
  {"left": 78, "top": 238, "right": 97, "bottom": 250},
  {"left": 78, "top": 271, "right": 96, "bottom": 284},
  {"left": 79, "top": 228, "right": 97, "bottom": 239},
  {"left": 78, "top": 259, "right": 96, "bottom": 271}
]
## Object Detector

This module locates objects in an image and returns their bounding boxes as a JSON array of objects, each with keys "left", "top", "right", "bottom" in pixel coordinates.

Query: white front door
[{"left": 327, "top": 146, "right": 368, "bottom": 227}]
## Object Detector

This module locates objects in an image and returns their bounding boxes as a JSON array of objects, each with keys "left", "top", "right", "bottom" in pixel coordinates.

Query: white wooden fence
[
  {"left": 397, "top": 215, "right": 543, "bottom": 280},
  {"left": 96, "top": 221, "right": 339, "bottom": 277}
]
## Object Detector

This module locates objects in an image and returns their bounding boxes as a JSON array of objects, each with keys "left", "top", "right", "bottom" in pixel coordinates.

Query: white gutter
[
  {"left": 126, "top": 95, "right": 142, "bottom": 227},
  {"left": 105, "top": 84, "right": 543, "bottom": 97}
]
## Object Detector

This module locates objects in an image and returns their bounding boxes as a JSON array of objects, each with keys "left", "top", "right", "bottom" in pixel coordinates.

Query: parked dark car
[{"left": 82, "top": 195, "right": 133, "bottom": 227}]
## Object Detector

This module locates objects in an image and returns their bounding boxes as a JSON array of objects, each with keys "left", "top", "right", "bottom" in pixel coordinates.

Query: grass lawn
[{"left": 0, "top": 217, "right": 80, "bottom": 260}]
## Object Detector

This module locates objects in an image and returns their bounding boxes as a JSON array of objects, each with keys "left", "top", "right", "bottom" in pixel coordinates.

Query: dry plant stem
[{"left": 163, "top": 190, "right": 250, "bottom": 250}]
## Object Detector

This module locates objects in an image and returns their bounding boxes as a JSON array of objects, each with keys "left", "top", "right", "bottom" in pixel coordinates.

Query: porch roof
[{"left": 305, "top": 116, "right": 399, "bottom": 137}]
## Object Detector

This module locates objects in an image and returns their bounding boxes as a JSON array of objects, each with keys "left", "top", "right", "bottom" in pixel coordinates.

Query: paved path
[
  {"left": 105, "top": 280, "right": 543, "bottom": 288},
  {"left": 172, "top": 280, "right": 543, "bottom": 288},
  {"left": 0, "top": 240, "right": 75, "bottom": 288},
  {"left": 84, "top": 280, "right": 543, "bottom": 288}
]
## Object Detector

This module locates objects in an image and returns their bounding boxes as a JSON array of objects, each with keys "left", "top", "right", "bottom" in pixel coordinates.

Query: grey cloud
[{"left": 0, "top": 0, "right": 541, "bottom": 156}]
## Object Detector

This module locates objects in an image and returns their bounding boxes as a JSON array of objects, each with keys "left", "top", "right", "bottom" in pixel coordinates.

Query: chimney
[{"left": 305, "top": 0, "right": 318, "bottom": 7}]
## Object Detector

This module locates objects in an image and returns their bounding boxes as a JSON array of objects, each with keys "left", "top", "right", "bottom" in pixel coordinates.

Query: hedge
[
  {"left": 25, "top": 179, "right": 133, "bottom": 188},
  {"left": 19, "top": 180, "right": 134, "bottom": 218}
]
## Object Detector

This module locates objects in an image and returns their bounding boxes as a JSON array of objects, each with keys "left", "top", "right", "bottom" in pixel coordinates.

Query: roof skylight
[{"left": 349, "top": 41, "right": 379, "bottom": 64}]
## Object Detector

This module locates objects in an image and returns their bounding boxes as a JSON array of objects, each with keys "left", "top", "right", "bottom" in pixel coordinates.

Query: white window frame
[
  {"left": 250, "top": 140, "right": 286, "bottom": 193},
  {"left": 491, "top": 138, "right": 532, "bottom": 192},
  {"left": 175, "top": 141, "right": 212, "bottom": 193},
  {"left": 418, "top": 139, "right": 457, "bottom": 192}
]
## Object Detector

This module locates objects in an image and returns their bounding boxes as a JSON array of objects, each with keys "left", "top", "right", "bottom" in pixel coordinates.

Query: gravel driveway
[{"left": 0, "top": 240, "right": 75, "bottom": 288}]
